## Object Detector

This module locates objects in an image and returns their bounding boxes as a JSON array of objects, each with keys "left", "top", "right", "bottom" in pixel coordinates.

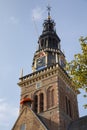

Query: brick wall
[
  {"left": 18, "top": 66, "right": 79, "bottom": 130},
  {"left": 12, "top": 105, "right": 47, "bottom": 130}
]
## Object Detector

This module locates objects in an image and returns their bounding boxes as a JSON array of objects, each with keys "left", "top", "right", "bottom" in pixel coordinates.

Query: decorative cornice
[
  {"left": 18, "top": 63, "right": 78, "bottom": 94},
  {"left": 18, "top": 64, "right": 59, "bottom": 86}
]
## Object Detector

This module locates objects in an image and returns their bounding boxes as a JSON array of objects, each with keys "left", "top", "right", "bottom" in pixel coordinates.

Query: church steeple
[{"left": 32, "top": 7, "right": 66, "bottom": 72}]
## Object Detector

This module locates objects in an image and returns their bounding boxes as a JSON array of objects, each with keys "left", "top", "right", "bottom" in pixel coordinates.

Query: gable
[{"left": 12, "top": 105, "right": 48, "bottom": 130}]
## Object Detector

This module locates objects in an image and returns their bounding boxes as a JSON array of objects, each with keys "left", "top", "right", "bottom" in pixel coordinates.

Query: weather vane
[{"left": 47, "top": 5, "right": 51, "bottom": 19}]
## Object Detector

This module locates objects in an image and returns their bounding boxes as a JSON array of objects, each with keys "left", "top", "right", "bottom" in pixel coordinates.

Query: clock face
[{"left": 36, "top": 56, "right": 46, "bottom": 70}]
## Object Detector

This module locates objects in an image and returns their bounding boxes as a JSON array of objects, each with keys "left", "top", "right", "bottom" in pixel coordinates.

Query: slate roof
[{"left": 68, "top": 116, "right": 87, "bottom": 130}]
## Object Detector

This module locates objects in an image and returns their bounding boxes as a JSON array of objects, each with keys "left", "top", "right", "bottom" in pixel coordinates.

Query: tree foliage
[
  {"left": 66, "top": 37, "right": 87, "bottom": 108},
  {"left": 66, "top": 36, "right": 87, "bottom": 91}
]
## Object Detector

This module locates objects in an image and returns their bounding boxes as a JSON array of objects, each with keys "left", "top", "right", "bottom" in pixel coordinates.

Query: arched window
[
  {"left": 47, "top": 88, "right": 55, "bottom": 109},
  {"left": 46, "top": 38, "right": 48, "bottom": 48},
  {"left": 41, "top": 39, "right": 44, "bottom": 49},
  {"left": 68, "top": 100, "right": 72, "bottom": 117},
  {"left": 66, "top": 96, "right": 72, "bottom": 118},
  {"left": 51, "top": 89, "right": 55, "bottom": 106},
  {"left": 58, "top": 43, "right": 60, "bottom": 49},
  {"left": 47, "top": 89, "right": 51, "bottom": 108},
  {"left": 49, "top": 37, "right": 51, "bottom": 48},
  {"left": 34, "top": 95, "right": 38, "bottom": 113},
  {"left": 40, "top": 93, "right": 44, "bottom": 112}
]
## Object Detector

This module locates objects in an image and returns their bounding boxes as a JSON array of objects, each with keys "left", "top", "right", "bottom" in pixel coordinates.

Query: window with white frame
[
  {"left": 36, "top": 82, "right": 41, "bottom": 89},
  {"left": 20, "top": 124, "right": 26, "bottom": 130}
]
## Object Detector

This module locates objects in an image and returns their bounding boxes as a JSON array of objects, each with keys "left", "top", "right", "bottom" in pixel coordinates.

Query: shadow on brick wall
[{"left": 37, "top": 115, "right": 59, "bottom": 130}]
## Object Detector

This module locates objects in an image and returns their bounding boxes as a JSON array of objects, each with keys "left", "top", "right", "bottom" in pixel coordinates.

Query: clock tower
[
  {"left": 32, "top": 7, "right": 66, "bottom": 72},
  {"left": 12, "top": 7, "right": 79, "bottom": 130}
]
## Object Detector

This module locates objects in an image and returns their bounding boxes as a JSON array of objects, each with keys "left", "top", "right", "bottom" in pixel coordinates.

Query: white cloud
[
  {"left": 0, "top": 98, "right": 5, "bottom": 103},
  {"left": 0, "top": 98, "right": 19, "bottom": 128},
  {"left": 32, "top": 7, "right": 45, "bottom": 21},
  {"left": 8, "top": 16, "right": 19, "bottom": 24}
]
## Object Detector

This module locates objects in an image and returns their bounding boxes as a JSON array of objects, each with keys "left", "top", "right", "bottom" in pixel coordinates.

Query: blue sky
[{"left": 0, "top": 0, "right": 87, "bottom": 130}]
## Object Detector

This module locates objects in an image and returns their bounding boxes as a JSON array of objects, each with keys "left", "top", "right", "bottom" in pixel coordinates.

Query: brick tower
[{"left": 12, "top": 7, "right": 79, "bottom": 130}]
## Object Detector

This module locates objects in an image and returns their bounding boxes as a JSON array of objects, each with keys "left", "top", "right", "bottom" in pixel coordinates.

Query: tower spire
[{"left": 47, "top": 5, "right": 51, "bottom": 20}]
